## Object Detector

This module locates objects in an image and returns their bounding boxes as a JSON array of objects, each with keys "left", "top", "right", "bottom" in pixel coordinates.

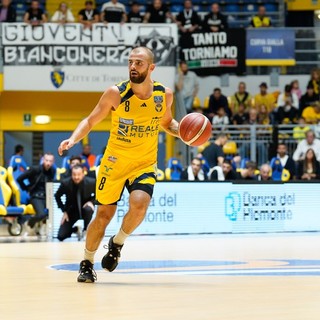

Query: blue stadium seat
[
  {"left": 270, "top": 157, "right": 283, "bottom": 181},
  {"left": 243, "top": 4, "right": 258, "bottom": 13},
  {"left": 171, "top": 4, "right": 183, "bottom": 13},
  {"left": 264, "top": 3, "right": 278, "bottom": 12},
  {"left": 224, "top": 4, "right": 239, "bottom": 13},
  {"left": 165, "top": 158, "right": 183, "bottom": 181}
]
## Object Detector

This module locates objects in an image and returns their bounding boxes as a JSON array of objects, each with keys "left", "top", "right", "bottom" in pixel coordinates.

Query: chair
[
  {"left": 165, "top": 158, "right": 183, "bottom": 180},
  {"left": 0, "top": 166, "right": 27, "bottom": 236},
  {"left": 203, "top": 96, "right": 209, "bottom": 110},
  {"left": 270, "top": 157, "right": 289, "bottom": 181},
  {"left": 94, "top": 154, "right": 103, "bottom": 167},
  {"left": 156, "top": 168, "right": 165, "bottom": 181}
]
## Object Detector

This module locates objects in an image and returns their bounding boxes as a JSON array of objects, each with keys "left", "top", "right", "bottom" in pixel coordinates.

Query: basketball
[{"left": 178, "top": 113, "right": 212, "bottom": 146}]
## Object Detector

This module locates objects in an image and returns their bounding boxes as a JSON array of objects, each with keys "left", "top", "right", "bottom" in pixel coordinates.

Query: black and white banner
[
  {"left": 1, "top": 23, "right": 178, "bottom": 91},
  {"left": 179, "top": 29, "right": 246, "bottom": 76}
]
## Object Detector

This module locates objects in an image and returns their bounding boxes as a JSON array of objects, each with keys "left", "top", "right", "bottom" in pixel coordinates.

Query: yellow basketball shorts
[{"left": 96, "top": 152, "right": 157, "bottom": 205}]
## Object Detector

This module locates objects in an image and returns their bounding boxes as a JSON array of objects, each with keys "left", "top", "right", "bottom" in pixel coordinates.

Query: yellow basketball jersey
[{"left": 107, "top": 80, "right": 167, "bottom": 163}]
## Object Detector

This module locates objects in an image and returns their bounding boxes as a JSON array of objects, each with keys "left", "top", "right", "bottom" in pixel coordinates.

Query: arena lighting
[
  {"left": 316, "top": 10, "right": 320, "bottom": 19},
  {"left": 35, "top": 115, "right": 51, "bottom": 124}
]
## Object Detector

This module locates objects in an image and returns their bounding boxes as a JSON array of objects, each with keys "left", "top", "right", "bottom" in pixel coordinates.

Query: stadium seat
[
  {"left": 165, "top": 158, "right": 183, "bottom": 180},
  {"left": 203, "top": 96, "right": 209, "bottom": 109},
  {"left": 94, "top": 154, "right": 103, "bottom": 167},
  {"left": 269, "top": 157, "right": 290, "bottom": 181},
  {"left": 240, "top": 157, "right": 250, "bottom": 169},
  {"left": 264, "top": 4, "right": 278, "bottom": 12},
  {"left": 0, "top": 166, "right": 27, "bottom": 236},
  {"left": 224, "top": 4, "right": 239, "bottom": 13},
  {"left": 156, "top": 168, "right": 165, "bottom": 181}
]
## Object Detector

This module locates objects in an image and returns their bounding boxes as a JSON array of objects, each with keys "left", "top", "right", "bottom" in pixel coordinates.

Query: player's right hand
[{"left": 58, "top": 139, "right": 75, "bottom": 156}]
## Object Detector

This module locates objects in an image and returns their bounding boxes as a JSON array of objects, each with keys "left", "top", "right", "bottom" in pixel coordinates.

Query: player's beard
[{"left": 130, "top": 69, "right": 148, "bottom": 84}]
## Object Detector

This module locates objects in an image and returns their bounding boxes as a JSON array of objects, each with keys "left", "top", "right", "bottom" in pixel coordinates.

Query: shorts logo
[
  {"left": 107, "top": 156, "right": 117, "bottom": 163},
  {"left": 103, "top": 165, "right": 113, "bottom": 173},
  {"left": 225, "top": 192, "right": 241, "bottom": 221}
]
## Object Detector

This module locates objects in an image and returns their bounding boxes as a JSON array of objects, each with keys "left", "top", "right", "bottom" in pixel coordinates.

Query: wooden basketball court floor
[{"left": 1, "top": 232, "right": 320, "bottom": 320}]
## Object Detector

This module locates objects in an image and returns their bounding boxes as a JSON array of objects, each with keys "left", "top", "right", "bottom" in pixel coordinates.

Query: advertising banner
[
  {"left": 179, "top": 29, "right": 246, "bottom": 76},
  {"left": 47, "top": 182, "right": 320, "bottom": 238},
  {"left": 1, "top": 23, "right": 178, "bottom": 91},
  {"left": 246, "top": 28, "right": 295, "bottom": 66}
]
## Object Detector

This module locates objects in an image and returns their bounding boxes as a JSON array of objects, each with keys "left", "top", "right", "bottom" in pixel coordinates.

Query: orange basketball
[{"left": 178, "top": 113, "right": 212, "bottom": 146}]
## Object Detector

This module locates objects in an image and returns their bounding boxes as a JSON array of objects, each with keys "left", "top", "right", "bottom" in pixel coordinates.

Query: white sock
[
  {"left": 113, "top": 228, "right": 129, "bottom": 245},
  {"left": 84, "top": 248, "right": 96, "bottom": 264}
]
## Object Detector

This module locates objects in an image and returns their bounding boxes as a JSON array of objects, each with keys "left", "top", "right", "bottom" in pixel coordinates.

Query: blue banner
[{"left": 246, "top": 28, "right": 295, "bottom": 66}]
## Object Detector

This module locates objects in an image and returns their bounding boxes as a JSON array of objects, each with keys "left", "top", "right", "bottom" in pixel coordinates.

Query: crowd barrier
[{"left": 46, "top": 181, "right": 320, "bottom": 239}]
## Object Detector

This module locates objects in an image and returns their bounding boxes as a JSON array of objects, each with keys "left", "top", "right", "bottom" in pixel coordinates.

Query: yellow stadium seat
[
  {"left": 223, "top": 141, "right": 237, "bottom": 155},
  {"left": 203, "top": 96, "right": 209, "bottom": 109}
]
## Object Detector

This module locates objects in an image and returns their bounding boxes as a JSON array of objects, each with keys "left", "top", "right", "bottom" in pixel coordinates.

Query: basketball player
[{"left": 58, "top": 46, "right": 180, "bottom": 283}]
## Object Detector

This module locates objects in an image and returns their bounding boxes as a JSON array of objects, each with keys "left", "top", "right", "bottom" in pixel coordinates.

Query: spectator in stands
[
  {"left": 17, "top": 152, "right": 55, "bottom": 236},
  {"left": 100, "top": 0, "right": 126, "bottom": 23},
  {"left": 302, "top": 101, "right": 320, "bottom": 124},
  {"left": 257, "top": 104, "right": 270, "bottom": 125},
  {"left": 24, "top": 0, "right": 47, "bottom": 25},
  {"left": 277, "top": 84, "right": 299, "bottom": 110},
  {"left": 307, "top": 68, "right": 320, "bottom": 95},
  {"left": 250, "top": 5, "right": 272, "bottom": 28},
  {"left": 210, "top": 159, "right": 237, "bottom": 181},
  {"left": 175, "top": 61, "right": 199, "bottom": 113},
  {"left": 293, "top": 129, "right": 320, "bottom": 161},
  {"left": 257, "top": 163, "right": 272, "bottom": 181},
  {"left": 212, "top": 106, "right": 229, "bottom": 126},
  {"left": 205, "top": 87, "right": 231, "bottom": 122},
  {"left": 180, "top": 157, "right": 207, "bottom": 181},
  {"left": 293, "top": 117, "right": 310, "bottom": 143},
  {"left": 78, "top": 0, "right": 99, "bottom": 29},
  {"left": 230, "top": 81, "right": 252, "bottom": 114},
  {"left": 201, "top": 132, "right": 228, "bottom": 168},
  {"left": 276, "top": 95, "right": 298, "bottom": 124},
  {"left": 237, "top": 161, "right": 258, "bottom": 180},
  {"left": 143, "top": 0, "right": 173, "bottom": 23},
  {"left": 232, "top": 103, "right": 249, "bottom": 125},
  {"left": 60, "top": 155, "right": 82, "bottom": 180},
  {"left": 202, "top": 3, "right": 228, "bottom": 32},
  {"left": 0, "top": 0, "right": 16, "bottom": 22},
  {"left": 276, "top": 143, "right": 296, "bottom": 180},
  {"left": 81, "top": 144, "right": 96, "bottom": 168},
  {"left": 51, "top": 2, "right": 75, "bottom": 23},
  {"left": 175, "top": 0, "right": 200, "bottom": 34},
  {"left": 253, "top": 82, "right": 275, "bottom": 114},
  {"left": 14, "top": 144, "right": 24, "bottom": 157},
  {"left": 127, "top": 2, "right": 143, "bottom": 23},
  {"left": 291, "top": 79, "right": 302, "bottom": 100},
  {"left": 297, "top": 148, "right": 320, "bottom": 180},
  {"left": 299, "top": 84, "right": 319, "bottom": 116},
  {"left": 55, "top": 165, "right": 96, "bottom": 241}
]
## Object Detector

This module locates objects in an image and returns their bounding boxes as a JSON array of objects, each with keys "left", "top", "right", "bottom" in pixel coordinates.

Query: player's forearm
[
  {"left": 162, "top": 119, "right": 180, "bottom": 138},
  {"left": 69, "top": 118, "right": 93, "bottom": 144}
]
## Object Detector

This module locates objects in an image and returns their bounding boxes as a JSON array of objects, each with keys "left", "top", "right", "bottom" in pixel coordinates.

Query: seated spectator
[
  {"left": 143, "top": 0, "right": 173, "bottom": 23},
  {"left": 293, "top": 129, "right": 320, "bottom": 161},
  {"left": 276, "top": 143, "right": 296, "bottom": 179},
  {"left": 127, "top": 2, "right": 143, "bottom": 23},
  {"left": 277, "top": 95, "right": 298, "bottom": 124},
  {"left": 78, "top": 1, "right": 99, "bottom": 29},
  {"left": 51, "top": 2, "right": 75, "bottom": 23},
  {"left": 205, "top": 87, "right": 231, "bottom": 122},
  {"left": 297, "top": 148, "right": 320, "bottom": 180},
  {"left": 301, "top": 101, "right": 320, "bottom": 124},
  {"left": 277, "top": 84, "right": 299, "bottom": 110},
  {"left": 293, "top": 117, "right": 310, "bottom": 143},
  {"left": 210, "top": 159, "right": 237, "bottom": 181},
  {"left": 257, "top": 104, "right": 270, "bottom": 125},
  {"left": 253, "top": 82, "right": 275, "bottom": 114},
  {"left": 232, "top": 103, "right": 249, "bottom": 125},
  {"left": 230, "top": 81, "right": 252, "bottom": 114},
  {"left": 0, "top": 0, "right": 16, "bottom": 22},
  {"left": 299, "top": 84, "right": 319, "bottom": 116},
  {"left": 212, "top": 106, "right": 229, "bottom": 127},
  {"left": 236, "top": 161, "right": 258, "bottom": 180},
  {"left": 55, "top": 165, "right": 96, "bottom": 241},
  {"left": 180, "top": 157, "right": 207, "bottom": 181},
  {"left": 291, "top": 79, "right": 302, "bottom": 100},
  {"left": 175, "top": 0, "right": 200, "bottom": 34},
  {"left": 202, "top": 3, "right": 228, "bottom": 32},
  {"left": 24, "top": 0, "right": 47, "bottom": 25},
  {"left": 100, "top": 0, "right": 126, "bottom": 23},
  {"left": 307, "top": 68, "right": 320, "bottom": 95},
  {"left": 81, "top": 144, "right": 96, "bottom": 169},
  {"left": 201, "top": 132, "right": 228, "bottom": 168},
  {"left": 257, "top": 163, "right": 272, "bottom": 181},
  {"left": 250, "top": 5, "right": 272, "bottom": 28},
  {"left": 60, "top": 155, "right": 82, "bottom": 180}
]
